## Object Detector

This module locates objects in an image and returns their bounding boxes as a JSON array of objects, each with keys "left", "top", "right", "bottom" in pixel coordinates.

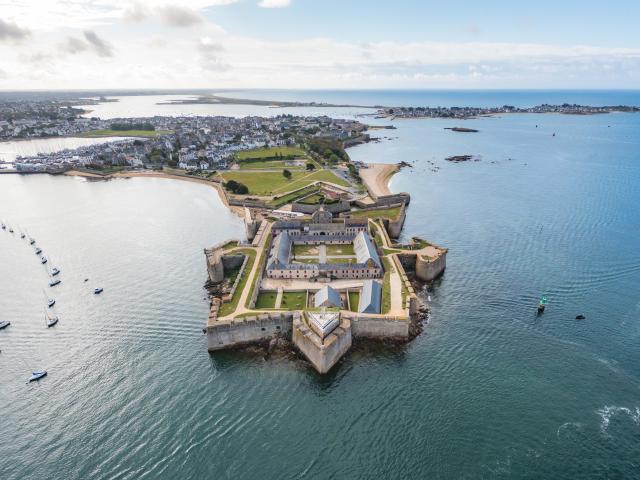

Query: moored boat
[
  {"left": 41, "top": 256, "right": 48, "bottom": 264},
  {"left": 49, "top": 277, "right": 61, "bottom": 287},
  {"left": 45, "top": 310, "right": 59, "bottom": 328},
  {"left": 35, "top": 247, "right": 42, "bottom": 255},
  {"left": 0, "top": 320, "right": 10, "bottom": 329},
  {"left": 94, "top": 287, "right": 104, "bottom": 294},
  {"left": 51, "top": 267, "right": 60, "bottom": 276},
  {"left": 29, "top": 371, "right": 47, "bottom": 382}
]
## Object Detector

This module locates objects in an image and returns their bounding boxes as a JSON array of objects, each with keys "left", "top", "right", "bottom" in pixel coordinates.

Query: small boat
[
  {"left": 41, "top": 256, "right": 48, "bottom": 264},
  {"left": 9, "top": 227, "right": 14, "bottom": 233},
  {"left": 29, "top": 371, "right": 47, "bottom": 382},
  {"left": 49, "top": 277, "right": 61, "bottom": 287},
  {"left": 43, "top": 289, "right": 55, "bottom": 307},
  {"left": 0, "top": 320, "right": 10, "bottom": 330},
  {"left": 1, "top": 222, "right": 5, "bottom": 230},
  {"left": 20, "top": 232, "right": 25, "bottom": 239},
  {"left": 84, "top": 278, "right": 89, "bottom": 282},
  {"left": 51, "top": 267, "right": 60, "bottom": 276},
  {"left": 45, "top": 310, "right": 59, "bottom": 328},
  {"left": 94, "top": 287, "right": 104, "bottom": 294},
  {"left": 35, "top": 247, "right": 42, "bottom": 255},
  {"left": 537, "top": 295, "right": 548, "bottom": 313},
  {"left": 29, "top": 237, "right": 35, "bottom": 245}
]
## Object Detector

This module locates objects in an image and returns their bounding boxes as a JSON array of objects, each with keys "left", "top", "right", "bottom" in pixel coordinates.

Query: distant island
[{"left": 158, "top": 94, "right": 380, "bottom": 109}]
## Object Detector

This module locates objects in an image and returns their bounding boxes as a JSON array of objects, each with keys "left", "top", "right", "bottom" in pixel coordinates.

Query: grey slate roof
[
  {"left": 314, "top": 285, "right": 342, "bottom": 308},
  {"left": 354, "top": 231, "right": 381, "bottom": 268},
  {"left": 267, "top": 231, "right": 291, "bottom": 269},
  {"left": 358, "top": 280, "right": 382, "bottom": 314}
]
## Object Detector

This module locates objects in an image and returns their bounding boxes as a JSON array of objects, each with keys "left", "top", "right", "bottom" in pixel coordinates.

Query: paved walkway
[
  {"left": 274, "top": 287, "right": 283, "bottom": 309},
  {"left": 318, "top": 244, "right": 327, "bottom": 263}
]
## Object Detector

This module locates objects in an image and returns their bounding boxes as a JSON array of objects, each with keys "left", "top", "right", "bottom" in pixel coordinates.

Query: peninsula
[{"left": 0, "top": 100, "right": 446, "bottom": 374}]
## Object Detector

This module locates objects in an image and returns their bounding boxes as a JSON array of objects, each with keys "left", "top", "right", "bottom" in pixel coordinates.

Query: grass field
[
  {"left": 269, "top": 185, "right": 320, "bottom": 208},
  {"left": 381, "top": 257, "right": 393, "bottom": 314},
  {"left": 237, "top": 160, "right": 304, "bottom": 170},
  {"left": 236, "top": 146, "right": 307, "bottom": 160},
  {"left": 218, "top": 248, "right": 256, "bottom": 317},
  {"left": 326, "top": 257, "right": 355, "bottom": 264},
  {"left": 221, "top": 168, "right": 349, "bottom": 196},
  {"left": 293, "top": 258, "right": 319, "bottom": 264},
  {"left": 79, "top": 129, "right": 172, "bottom": 138},
  {"left": 348, "top": 291, "right": 360, "bottom": 312},
  {"left": 349, "top": 206, "right": 402, "bottom": 220},
  {"left": 280, "top": 291, "right": 306, "bottom": 310},
  {"left": 255, "top": 292, "right": 277, "bottom": 309},
  {"left": 292, "top": 244, "right": 318, "bottom": 256},
  {"left": 325, "top": 244, "right": 355, "bottom": 256}
]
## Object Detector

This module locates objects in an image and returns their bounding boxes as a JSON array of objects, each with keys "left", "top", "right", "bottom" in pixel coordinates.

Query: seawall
[{"left": 207, "top": 312, "right": 294, "bottom": 351}]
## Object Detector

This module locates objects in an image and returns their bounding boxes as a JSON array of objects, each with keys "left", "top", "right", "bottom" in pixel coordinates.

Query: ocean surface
[{"left": 2, "top": 91, "right": 640, "bottom": 479}]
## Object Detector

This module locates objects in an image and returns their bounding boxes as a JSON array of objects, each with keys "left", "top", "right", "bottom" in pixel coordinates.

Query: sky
[{"left": 0, "top": 0, "right": 639, "bottom": 90}]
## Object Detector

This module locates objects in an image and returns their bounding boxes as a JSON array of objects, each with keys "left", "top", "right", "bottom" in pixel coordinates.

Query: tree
[
  {"left": 283, "top": 169, "right": 292, "bottom": 180},
  {"left": 235, "top": 184, "right": 249, "bottom": 195},
  {"left": 225, "top": 180, "right": 239, "bottom": 191},
  {"left": 306, "top": 162, "right": 316, "bottom": 171}
]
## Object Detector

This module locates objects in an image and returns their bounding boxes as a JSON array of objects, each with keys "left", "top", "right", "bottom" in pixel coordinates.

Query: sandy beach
[{"left": 359, "top": 163, "right": 398, "bottom": 198}]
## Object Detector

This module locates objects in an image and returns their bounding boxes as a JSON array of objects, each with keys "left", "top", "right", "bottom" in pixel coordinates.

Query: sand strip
[{"left": 359, "top": 163, "right": 398, "bottom": 198}]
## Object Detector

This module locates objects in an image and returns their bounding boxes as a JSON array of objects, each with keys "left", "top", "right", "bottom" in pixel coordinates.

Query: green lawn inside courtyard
[
  {"left": 292, "top": 244, "right": 318, "bottom": 256},
  {"left": 325, "top": 244, "right": 355, "bottom": 256},
  {"left": 348, "top": 291, "right": 360, "bottom": 312},
  {"left": 255, "top": 292, "right": 277, "bottom": 309},
  {"left": 280, "top": 291, "right": 307, "bottom": 310}
]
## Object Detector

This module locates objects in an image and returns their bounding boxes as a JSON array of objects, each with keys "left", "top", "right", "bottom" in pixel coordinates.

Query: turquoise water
[{"left": 2, "top": 92, "right": 640, "bottom": 478}]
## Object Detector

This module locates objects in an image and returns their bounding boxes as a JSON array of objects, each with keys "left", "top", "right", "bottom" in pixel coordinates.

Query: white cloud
[
  {"left": 1, "top": 7, "right": 639, "bottom": 90},
  {"left": 0, "top": 19, "right": 31, "bottom": 42},
  {"left": 61, "top": 30, "right": 114, "bottom": 57},
  {"left": 1, "top": 1, "right": 238, "bottom": 29},
  {"left": 258, "top": 0, "right": 292, "bottom": 8}
]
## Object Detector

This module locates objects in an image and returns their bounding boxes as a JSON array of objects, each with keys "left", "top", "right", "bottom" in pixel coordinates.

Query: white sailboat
[
  {"left": 44, "top": 309, "right": 59, "bottom": 328},
  {"left": 43, "top": 288, "right": 55, "bottom": 308},
  {"left": 29, "top": 371, "right": 47, "bottom": 382}
]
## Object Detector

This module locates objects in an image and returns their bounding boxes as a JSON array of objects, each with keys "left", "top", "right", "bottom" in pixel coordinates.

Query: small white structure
[{"left": 307, "top": 310, "right": 340, "bottom": 339}]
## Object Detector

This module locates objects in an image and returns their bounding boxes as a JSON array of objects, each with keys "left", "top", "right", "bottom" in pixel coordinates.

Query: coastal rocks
[{"left": 444, "top": 127, "right": 479, "bottom": 133}]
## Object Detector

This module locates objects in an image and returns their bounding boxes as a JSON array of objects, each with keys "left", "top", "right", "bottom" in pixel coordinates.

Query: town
[
  {"left": 377, "top": 103, "right": 640, "bottom": 119},
  {"left": 6, "top": 113, "right": 370, "bottom": 175}
]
